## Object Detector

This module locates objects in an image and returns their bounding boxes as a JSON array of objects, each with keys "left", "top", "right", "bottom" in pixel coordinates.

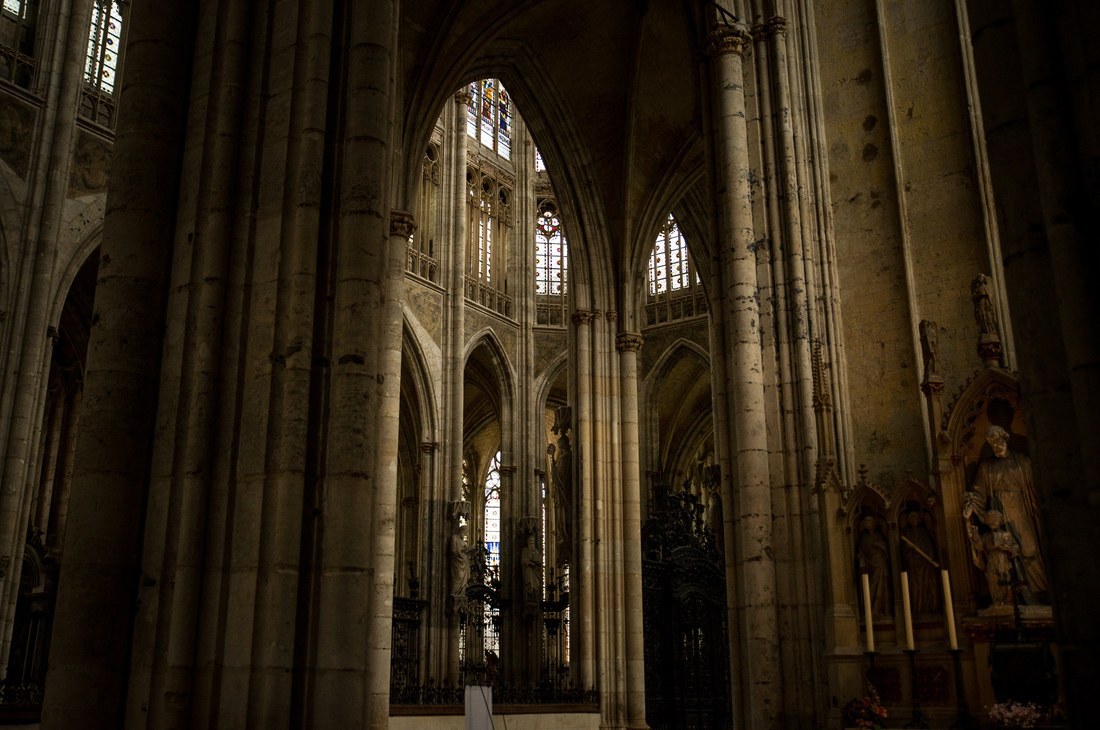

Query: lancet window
[
  {"left": 466, "top": 78, "right": 512, "bottom": 160},
  {"left": 407, "top": 141, "right": 441, "bottom": 282},
  {"left": 465, "top": 165, "right": 513, "bottom": 317},
  {"left": 645, "top": 213, "right": 706, "bottom": 325},
  {"left": 80, "top": 0, "right": 126, "bottom": 127},
  {"left": 535, "top": 198, "right": 568, "bottom": 326},
  {"left": 1, "top": 0, "right": 37, "bottom": 87}
]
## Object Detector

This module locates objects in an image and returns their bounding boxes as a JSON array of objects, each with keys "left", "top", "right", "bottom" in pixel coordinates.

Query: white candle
[
  {"left": 941, "top": 569, "right": 958, "bottom": 650},
  {"left": 861, "top": 572, "right": 875, "bottom": 652},
  {"left": 900, "top": 571, "right": 915, "bottom": 651}
]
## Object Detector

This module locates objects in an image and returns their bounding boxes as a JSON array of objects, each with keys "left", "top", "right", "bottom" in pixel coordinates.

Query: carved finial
[
  {"left": 971, "top": 273, "right": 1004, "bottom": 368},
  {"left": 919, "top": 319, "right": 940, "bottom": 382}
]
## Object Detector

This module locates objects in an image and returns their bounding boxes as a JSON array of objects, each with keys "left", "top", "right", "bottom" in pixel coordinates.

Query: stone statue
[
  {"left": 968, "top": 509, "right": 1019, "bottom": 607},
  {"left": 919, "top": 319, "right": 939, "bottom": 379},
  {"left": 964, "top": 425, "right": 1049, "bottom": 604},
  {"left": 548, "top": 406, "right": 574, "bottom": 562},
  {"left": 971, "top": 273, "right": 1000, "bottom": 338},
  {"left": 450, "top": 523, "right": 472, "bottom": 613},
  {"left": 521, "top": 532, "right": 543, "bottom": 615},
  {"left": 856, "top": 514, "right": 891, "bottom": 616},
  {"left": 900, "top": 508, "right": 940, "bottom": 615}
]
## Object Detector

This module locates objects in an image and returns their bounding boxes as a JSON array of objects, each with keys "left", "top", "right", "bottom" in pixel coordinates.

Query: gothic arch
[{"left": 642, "top": 338, "right": 713, "bottom": 488}]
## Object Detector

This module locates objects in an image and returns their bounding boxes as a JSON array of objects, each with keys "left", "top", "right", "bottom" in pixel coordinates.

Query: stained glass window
[
  {"left": 648, "top": 213, "right": 693, "bottom": 296},
  {"left": 467, "top": 79, "right": 512, "bottom": 160},
  {"left": 535, "top": 147, "right": 546, "bottom": 173},
  {"left": 477, "top": 196, "right": 494, "bottom": 284},
  {"left": 483, "top": 451, "right": 502, "bottom": 657},
  {"left": 1, "top": 0, "right": 38, "bottom": 87},
  {"left": 536, "top": 201, "right": 567, "bottom": 296},
  {"left": 84, "top": 1, "right": 122, "bottom": 95},
  {"left": 484, "top": 451, "right": 501, "bottom": 571}
]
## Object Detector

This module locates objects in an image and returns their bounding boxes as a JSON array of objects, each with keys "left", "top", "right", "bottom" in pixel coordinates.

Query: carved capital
[
  {"left": 420, "top": 441, "right": 439, "bottom": 454},
  {"left": 390, "top": 210, "right": 416, "bottom": 239},
  {"left": 753, "top": 15, "right": 788, "bottom": 40},
  {"left": 454, "top": 89, "right": 472, "bottom": 107},
  {"left": 706, "top": 24, "right": 752, "bottom": 58},
  {"left": 46, "top": 325, "right": 59, "bottom": 342},
  {"left": 499, "top": 465, "right": 517, "bottom": 476},
  {"left": 572, "top": 310, "right": 596, "bottom": 326},
  {"left": 605, "top": 310, "right": 618, "bottom": 323},
  {"left": 921, "top": 377, "right": 945, "bottom": 397},
  {"left": 616, "top": 332, "right": 644, "bottom": 353}
]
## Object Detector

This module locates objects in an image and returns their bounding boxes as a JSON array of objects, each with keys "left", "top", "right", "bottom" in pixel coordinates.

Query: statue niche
[
  {"left": 899, "top": 503, "right": 941, "bottom": 616},
  {"left": 854, "top": 512, "right": 892, "bottom": 618}
]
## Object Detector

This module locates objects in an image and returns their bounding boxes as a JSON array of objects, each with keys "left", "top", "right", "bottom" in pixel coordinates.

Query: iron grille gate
[{"left": 642, "top": 485, "right": 731, "bottom": 729}]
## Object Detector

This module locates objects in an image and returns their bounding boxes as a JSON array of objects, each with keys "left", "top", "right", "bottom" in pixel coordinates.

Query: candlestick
[
  {"left": 861, "top": 572, "right": 875, "bottom": 652},
  {"left": 941, "top": 569, "right": 958, "bottom": 650},
  {"left": 900, "top": 571, "right": 915, "bottom": 651}
]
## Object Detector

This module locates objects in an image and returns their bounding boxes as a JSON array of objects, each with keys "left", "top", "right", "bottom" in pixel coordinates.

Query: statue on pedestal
[
  {"left": 521, "top": 531, "right": 543, "bottom": 617},
  {"left": 964, "top": 426, "right": 1049, "bottom": 605},
  {"left": 450, "top": 523, "right": 472, "bottom": 614}
]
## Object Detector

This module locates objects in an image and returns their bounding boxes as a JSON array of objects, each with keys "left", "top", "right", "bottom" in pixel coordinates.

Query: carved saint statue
[
  {"left": 919, "top": 319, "right": 939, "bottom": 379},
  {"left": 900, "top": 508, "right": 940, "bottom": 615},
  {"left": 548, "top": 405, "right": 574, "bottom": 562},
  {"left": 450, "top": 523, "right": 471, "bottom": 612},
  {"left": 971, "top": 273, "right": 1000, "bottom": 338},
  {"left": 856, "top": 514, "right": 891, "bottom": 616},
  {"left": 969, "top": 509, "right": 1019, "bottom": 607},
  {"left": 964, "top": 426, "right": 1049, "bottom": 604},
  {"left": 521, "top": 532, "right": 543, "bottom": 615}
]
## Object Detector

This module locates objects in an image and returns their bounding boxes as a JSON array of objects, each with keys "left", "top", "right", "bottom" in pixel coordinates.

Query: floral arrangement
[
  {"left": 987, "top": 700, "right": 1044, "bottom": 727},
  {"left": 842, "top": 682, "right": 888, "bottom": 729}
]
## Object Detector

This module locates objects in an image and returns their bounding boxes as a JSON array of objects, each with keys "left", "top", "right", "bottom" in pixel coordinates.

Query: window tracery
[
  {"left": 645, "top": 213, "right": 706, "bottom": 325},
  {"left": 536, "top": 198, "right": 568, "bottom": 326},
  {"left": 0, "top": 0, "right": 37, "bottom": 87},
  {"left": 80, "top": 0, "right": 126, "bottom": 127}
]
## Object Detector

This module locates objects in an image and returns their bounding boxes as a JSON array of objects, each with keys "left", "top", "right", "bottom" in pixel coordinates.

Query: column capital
[
  {"left": 572, "top": 309, "right": 596, "bottom": 326},
  {"left": 420, "top": 441, "right": 439, "bottom": 453},
  {"left": 454, "top": 89, "right": 472, "bottom": 107},
  {"left": 499, "top": 465, "right": 517, "bottom": 476},
  {"left": 752, "top": 15, "right": 788, "bottom": 40},
  {"left": 706, "top": 24, "right": 752, "bottom": 58},
  {"left": 616, "top": 332, "right": 644, "bottom": 353},
  {"left": 390, "top": 209, "right": 417, "bottom": 239},
  {"left": 605, "top": 310, "right": 618, "bottom": 323},
  {"left": 46, "top": 325, "right": 59, "bottom": 342}
]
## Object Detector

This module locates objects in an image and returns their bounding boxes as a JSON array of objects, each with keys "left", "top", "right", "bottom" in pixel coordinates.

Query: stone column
[
  {"left": 616, "top": 331, "right": 647, "bottom": 728},
  {"left": 446, "top": 90, "right": 470, "bottom": 685},
  {"left": 708, "top": 19, "right": 780, "bottom": 727},
  {"left": 447, "top": 90, "right": 470, "bottom": 506},
  {"left": 41, "top": 0, "right": 195, "bottom": 724},
  {"left": 33, "top": 378, "right": 65, "bottom": 535},
  {"left": 46, "top": 385, "right": 81, "bottom": 555},
  {"left": 312, "top": 1, "right": 398, "bottom": 725},
  {"left": 572, "top": 309, "right": 596, "bottom": 688}
]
